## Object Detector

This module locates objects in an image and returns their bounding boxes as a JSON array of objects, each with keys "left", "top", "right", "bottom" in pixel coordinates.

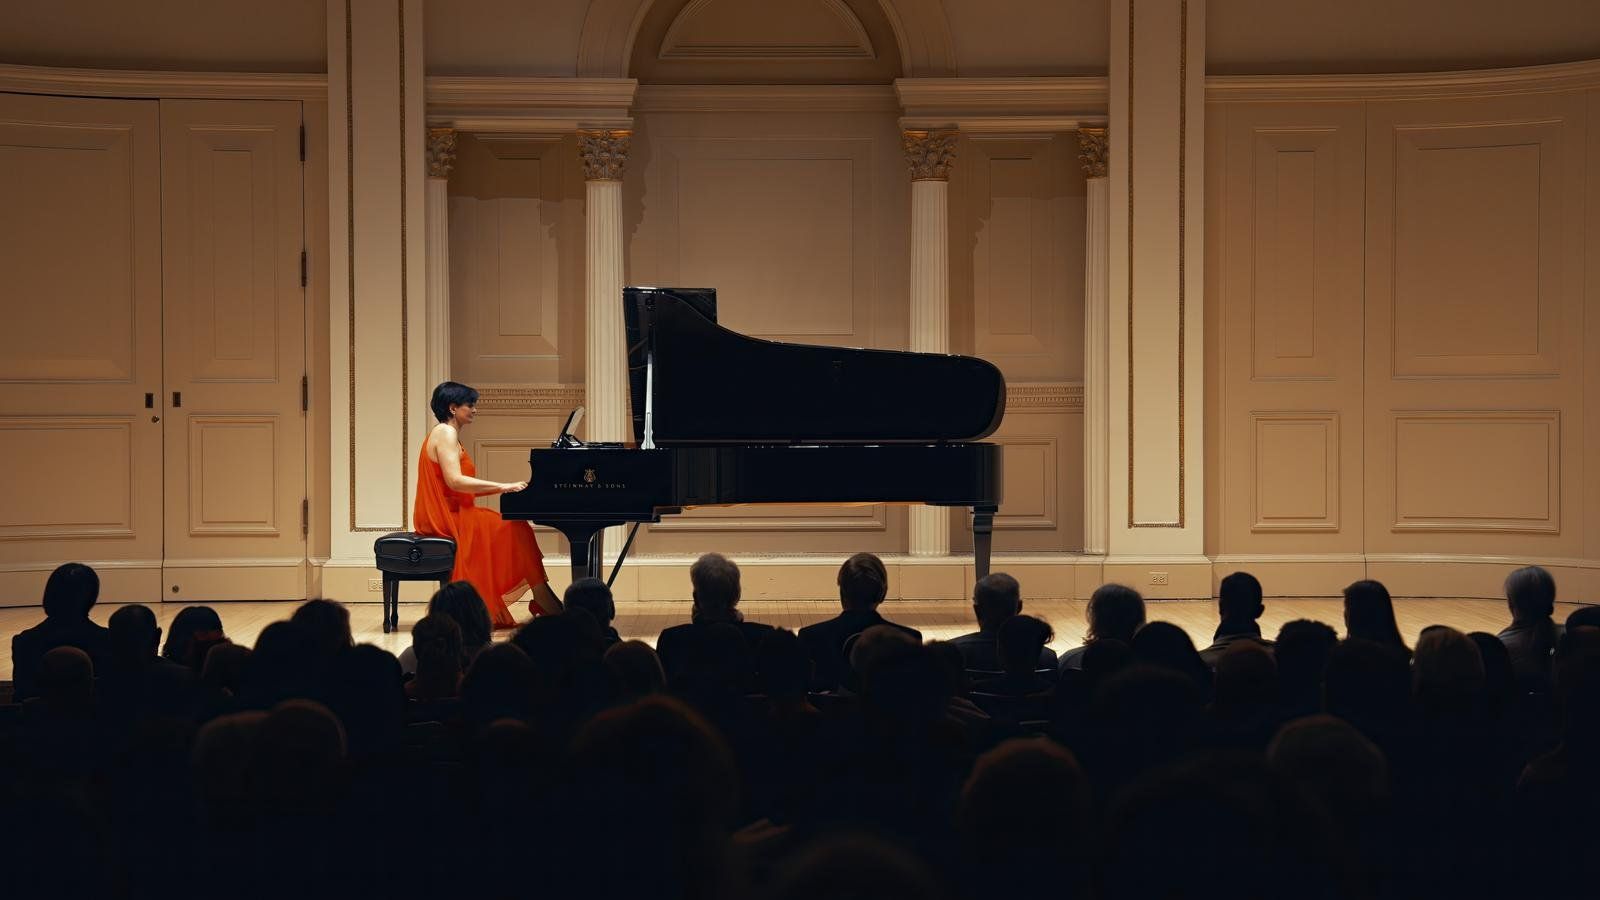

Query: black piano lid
[{"left": 623, "top": 286, "right": 1007, "bottom": 446}]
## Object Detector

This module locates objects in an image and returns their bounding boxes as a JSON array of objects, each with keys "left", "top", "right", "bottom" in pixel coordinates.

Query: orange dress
[{"left": 413, "top": 442, "right": 548, "bottom": 630}]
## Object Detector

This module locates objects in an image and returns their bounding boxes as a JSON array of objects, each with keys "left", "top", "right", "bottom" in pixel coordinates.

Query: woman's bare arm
[{"left": 431, "top": 425, "right": 526, "bottom": 495}]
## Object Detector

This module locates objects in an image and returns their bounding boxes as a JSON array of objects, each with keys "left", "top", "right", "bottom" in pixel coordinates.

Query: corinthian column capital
[
  {"left": 426, "top": 127, "right": 457, "bottom": 179},
  {"left": 1076, "top": 127, "right": 1108, "bottom": 179},
  {"left": 578, "top": 129, "right": 631, "bottom": 181},
  {"left": 902, "top": 130, "right": 957, "bottom": 181}
]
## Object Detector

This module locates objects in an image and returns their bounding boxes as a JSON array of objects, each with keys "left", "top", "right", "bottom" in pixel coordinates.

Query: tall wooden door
[
  {"left": 159, "top": 99, "right": 307, "bottom": 601},
  {"left": 0, "top": 93, "right": 165, "bottom": 604}
]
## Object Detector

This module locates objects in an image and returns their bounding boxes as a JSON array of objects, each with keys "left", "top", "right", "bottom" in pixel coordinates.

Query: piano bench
[{"left": 373, "top": 532, "right": 457, "bottom": 634}]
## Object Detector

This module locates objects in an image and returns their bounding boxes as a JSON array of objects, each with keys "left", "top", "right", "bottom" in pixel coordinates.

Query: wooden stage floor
[{"left": 1, "top": 597, "right": 1588, "bottom": 682}]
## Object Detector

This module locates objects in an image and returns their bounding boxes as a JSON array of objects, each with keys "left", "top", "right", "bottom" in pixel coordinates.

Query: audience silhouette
[{"left": 1, "top": 559, "right": 1596, "bottom": 900}]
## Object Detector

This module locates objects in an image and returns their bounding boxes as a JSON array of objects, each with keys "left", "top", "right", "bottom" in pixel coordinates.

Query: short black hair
[
  {"left": 565, "top": 577, "right": 616, "bottom": 626},
  {"left": 1218, "top": 571, "right": 1264, "bottom": 622},
  {"left": 838, "top": 552, "right": 888, "bottom": 610},
  {"left": 42, "top": 562, "right": 99, "bottom": 618},
  {"left": 430, "top": 381, "right": 479, "bottom": 423},
  {"left": 973, "top": 572, "right": 1022, "bottom": 629},
  {"left": 1087, "top": 583, "right": 1145, "bottom": 643}
]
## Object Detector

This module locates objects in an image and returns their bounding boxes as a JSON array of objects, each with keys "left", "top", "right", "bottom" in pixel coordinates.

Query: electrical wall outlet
[
  {"left": 368, "top": 578, "right": 383, "bottom": 592},
  {"left": 1149, "top": 571, "right": 1170, "bottom": 586}
]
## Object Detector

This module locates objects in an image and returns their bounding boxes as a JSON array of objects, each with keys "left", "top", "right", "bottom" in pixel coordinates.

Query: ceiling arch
[{"left": 576, "top": 0, "right": 954, "bottom": 77}]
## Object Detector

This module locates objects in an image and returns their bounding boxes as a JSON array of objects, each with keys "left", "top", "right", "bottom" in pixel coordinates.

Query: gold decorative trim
[
  {"left": 1125, "top": 0, "right": 1186, "bottom": 530},
  {"left": 1006, "top": 383, "right": 1084, "bottom": 413},
  {"left": 399, "top": 0, "right": 411, "bottom": 529},
  {"left": 902, "top": 129, "right": 957, "bottom": 180},
  {"left": 346, "top": 0, "right": 361, "bottom": 532},
  {"left": 426, "top": 127, "right": 456, "bottom": 178},
  {"left": 475, "top": 385, "right": 588, "bottom": 411},
  {"left": 578, "top": 129, "right": 631, "bottom": 181},
  {"left": 1076, "top": 126, "right": 1108, "bottom": 178}
]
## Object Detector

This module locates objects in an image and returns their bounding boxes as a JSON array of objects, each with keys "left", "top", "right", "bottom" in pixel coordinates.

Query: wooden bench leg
[{"left": 382, "top": 576, "right": 397, "bottom": 634}]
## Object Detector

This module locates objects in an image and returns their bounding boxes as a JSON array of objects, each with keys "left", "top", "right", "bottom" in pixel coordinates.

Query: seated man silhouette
[
  {"left": 950, "top": 573, "right": 1056, "bottom": 673},
  {"left": 655, "top": 553, "right": 774, "bottom": 690},
  {"left": 1200, "top": 571, "right": 1274, "bottom": 669},
  {"left": 799, "top": 552, "right": 921, "bottom": 691}
]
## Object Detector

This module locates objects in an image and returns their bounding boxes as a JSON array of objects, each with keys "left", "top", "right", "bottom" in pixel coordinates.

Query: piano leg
[
  {"left": 971, "top": 504, "right": 997, "bottom": 580},
  {"left": 565, "top": 526, "right": 604, "bottom": 582}
]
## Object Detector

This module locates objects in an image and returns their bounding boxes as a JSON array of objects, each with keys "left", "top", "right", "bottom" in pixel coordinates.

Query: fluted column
[
  {"left": 904, "top": 130, "right": 957, "bottom": 557},
  {"left": 1079, "top": 127, "right": 1110, "bottom": 555},
  {"left": 425, "top": 128, "right": 456, "bottom": 392},
  {"left": 579, "top": 130, "right": 631, "bottom": 446},
  {"left": 580, "top": 130, "right": 631, "bottom": 562}
]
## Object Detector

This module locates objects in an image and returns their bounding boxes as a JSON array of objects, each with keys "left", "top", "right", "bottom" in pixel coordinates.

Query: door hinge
[
  {"left": 301, "top": 498, "right": 309, "bottom": 537},
  {"left": 301, "top": 374, "right": 309, "bottom": 412},
  {"left": 299, "top": 123, "right": 306, "bottom": 162},
  {"left": 300, "top": 249, "right": 308, "bottom": 288}
]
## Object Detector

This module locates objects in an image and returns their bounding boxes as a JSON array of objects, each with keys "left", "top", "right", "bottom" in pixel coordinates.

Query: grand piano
[{"left": 500, "top": 286, "right": 1005, "bottom": 584}]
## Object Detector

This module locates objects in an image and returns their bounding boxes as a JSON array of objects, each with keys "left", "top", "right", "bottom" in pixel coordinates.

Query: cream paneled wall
[
  {"left": 1207, "top": 84, "right": 1600, "bottom": 599},
  {"left": 446, "top": 96, "right": 1090, "bottom": 558},
  {"left": 448, "top": 133, "right": 586, "bottom": 385}
]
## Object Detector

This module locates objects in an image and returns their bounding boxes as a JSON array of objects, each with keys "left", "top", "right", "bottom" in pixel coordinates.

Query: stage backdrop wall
[{"left": 1205, "top": 83, "right": 1600, "bottom": 600}]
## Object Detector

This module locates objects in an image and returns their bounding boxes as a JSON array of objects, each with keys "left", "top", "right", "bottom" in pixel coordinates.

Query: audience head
[
  {"left": 837, "top": 552, "right": 889, "bottom": 611},
  {"left": 1268, "top": 714, "right": 1388, "bottom": 834},
  {"left": 1101, "top": 752, "right": 1344, "bottom": 900},
  {"left": 1218, "top": 571, "right": 1265, "bottom": 623},
  {"left": 39, "top": 645, "right": 95, "bottom": 711},
  {"left": 429, "top": 380, "right": 479, "bottom": 423},
  {"left": 972, "top": 572, "right": 1022, "bottom": 631},
  {"left": 689, "top": 552, "right": 741, "bottom": 621},
  {"left": 1213, "top": 641, "right": 1277, "bottom": 712},
  {"left": 1131, "top": 621, "right": 1210, "bottom": 693},
  {"left": 1505, "top": 565, "right": 1557, "bottom": 623},
  {"left": 768, "top": 834, "right": 946, "bottom": 900},
  {"left": 461, "top": 643, "right": 537, "bottom": 724},
  {"left": 1324, "top": 638, "right": 1412, "bottom": 733},
  {"left": 1087, "top": 583, "right": 1146, "bottom": 643},
  {"left": 108, "top": 604, "right": 161, "bottom": 665},
  {"left": 1275, "top": 619, "right": 1338, "bottom": 704},
  {"left": 1342, "top": 580, "right": 1408, "bottom": 654},
  {"left": 854, "top": 626, "right": 948, "bottom": 722},
  {"left": 1413, "top": 625, "right": 1485, "bottom": 709},
  {"left": 563, "top": 576, "right": 615, "bottom": 627},
  {"left": 997, "top": 614, "right": 1053, "bottom": 676},
  {"left": 1566, "top": 603, "right": 1600, "bottom": 632},
  {"left": 202, "top": 642, "right": 252, "bottom": 696},
  {"left": 243, "top": 620, "right": 320, "bottom": 707},
  {"left": 253, "top": 699, "right": 347, "bottom": 818},
  {"left": 192, "top": 710, "right": 267, "bottom": 829},
  {"left": 162, "top": 605, "right": 224, "bottom": 667},
  {"left": 411, "top": 613, "right": 464, "bottom": 680},
  {"left": 430, "top": 580, "right": 493, "bottom": 649},
  {"left": 959, "top": 739, "right": 1090, "bottom": 880},
  {"left": 604, "top": 640, "right": 666, "bottom": 701},
  {"left": 41, "top": 562, "right": 99, "bottom": 618},
  {"left": 290, "top": 598, "right": 353, "bottom": 659},
  {"left": 569, "top": 695, "right": 739, "bottom": 840}
]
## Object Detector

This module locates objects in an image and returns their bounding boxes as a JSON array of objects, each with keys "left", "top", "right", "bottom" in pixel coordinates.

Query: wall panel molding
[
  {"left": 1391, "top": 410, "right": 1560, "bottom": 534},
  {"left": 1207, "top": 58, "right": 1600, "bottom": 102},
  {"left": 1251, "top": 412, "right": 1339, "bottom": 532},
  {"left": 0, "top": 62, "right": 326, "bottom": 100}
]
